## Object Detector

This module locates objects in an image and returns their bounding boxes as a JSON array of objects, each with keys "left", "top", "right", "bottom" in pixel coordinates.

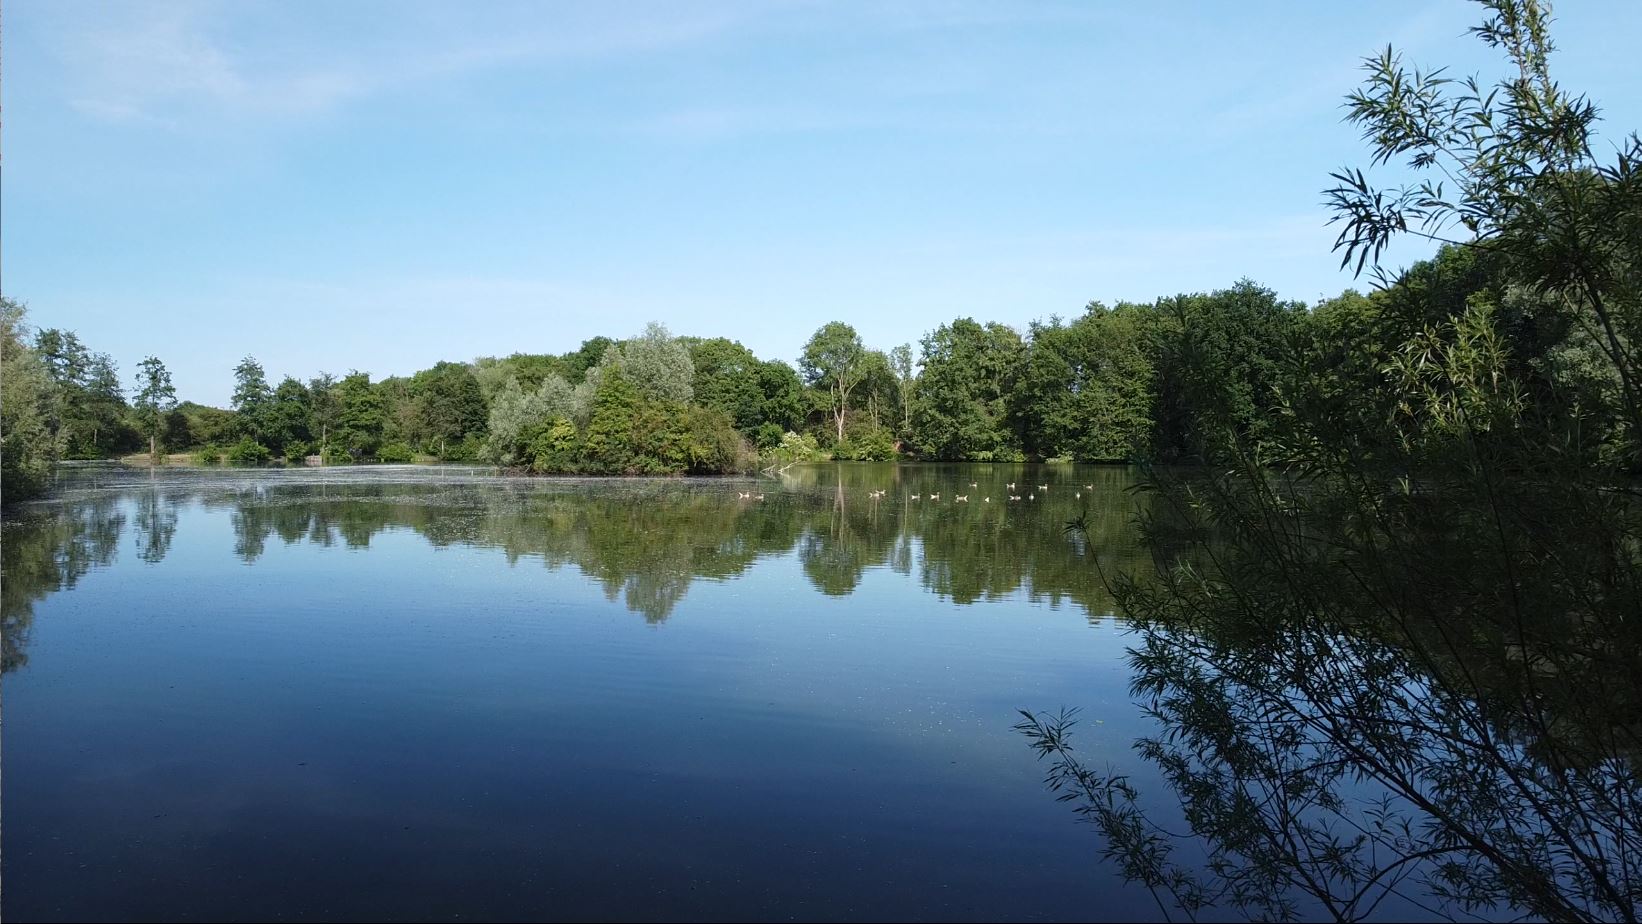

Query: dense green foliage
[
  {"left": 1017, "top": 305, "right": 1153, "bottom": 460},
  {"left": 226, "top": 437, "right": 272, "bottom": 465},
  {"left": 687, "top": 337, "right": 805, "bottom": 440},
  {"left": 407, "top": 361, "right": 487, "bottom": 459},
  {"left": 1020, "top": 3, "right": 1642, "bottom": 920},
  {"left": 35, "top": 326, "right": 135, "bottom": 459},
  {"left": 2, "top": 299, "right": 57, "bottom": 502},
  {"left": 231, "top": 356, "right": 272, "bottom": 435},
  {"left": 912, "top": 319, "right": 1025, "bottom": 461}
]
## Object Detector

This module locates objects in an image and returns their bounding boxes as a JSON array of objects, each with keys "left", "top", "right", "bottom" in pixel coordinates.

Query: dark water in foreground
[{"left": 2, "top": 462, "right": 1166, "bottom": 922}]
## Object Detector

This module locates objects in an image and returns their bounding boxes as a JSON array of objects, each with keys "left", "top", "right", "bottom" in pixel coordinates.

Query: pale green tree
[
  {"left": 484, "top": 374, "right": 577, "bottom": 464},
  {"left": 889, "top": 343, "right": 915, "bottom": 435},
  {"left": 800, "top": 322, "right": 867, "bottom": 444},
  {"left": 613, "top": 322, "right": 695, "bottom": 405}
]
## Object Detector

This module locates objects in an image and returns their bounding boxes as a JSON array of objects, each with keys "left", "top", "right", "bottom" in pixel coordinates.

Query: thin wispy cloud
[
  {"left": 47, "top": 1, "right": 774, "bottom": 124},
  {"left": 57, "top": 4, "right": 363, "bottom": 121},
  {"left": 44, "top": 0, "right": 1125, "bottom": 129}
]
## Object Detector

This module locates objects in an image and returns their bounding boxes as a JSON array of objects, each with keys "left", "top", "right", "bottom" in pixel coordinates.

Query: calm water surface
[{"left": 3, "top": 462, "right": 1169, "bottom": 922}]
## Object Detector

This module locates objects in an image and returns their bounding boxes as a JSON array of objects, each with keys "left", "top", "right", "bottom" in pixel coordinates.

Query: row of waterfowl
[
  {"left": 742, "top": 483, "right": 1100, "bottom": 503},
  {"left": 864, "top": 482, "right": 1100, "bottom": 503}
]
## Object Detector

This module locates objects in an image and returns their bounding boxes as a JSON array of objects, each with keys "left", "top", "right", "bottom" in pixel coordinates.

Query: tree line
[{"left": 5, "top": 275, "right": 1382, "bottom": 503}]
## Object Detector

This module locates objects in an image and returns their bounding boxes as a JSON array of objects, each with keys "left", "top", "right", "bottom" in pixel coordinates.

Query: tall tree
[
  {"left": 1148, "top": 282, "right": 1306, "bottom": 459},
  {"left": 263, "top": 377, "right": 313, "bottom": 453},
  {"left": 581, "top": 365, "right": 640, "bottom": 472},
  {"left": 34, "top": 329, "right": 91, "bottom": 390},
  {"left": 375, "top": 376, "right": 416, "bottom": 447},
  {"left": 800, "top": 322, "right": 867, "bottom": 445},
  {"left": 853, "top": 350, "right": 899, "bottom": 430},
  {"left": 132, "top": 356, "right": 177, "bottom": 458},
  {"left": 411, "top": 361, "right": 487, "bottom": 458},
  {"left": 307, "top": 373, "right": 339, "bottom": 456},
  {"left": 912, "top": 319, "right": 1024, "bottom": 460},
  {"left": 889, "top": 344, "right": 916, "bottom": 436},
  {"left": 756, "top": 360, "right": 805, "bottom": 435},
  {"left": 81, "top": 353, "right": 127, "bottom": 455},
  {"left": 33, "top": 328, "right": 129, "bottom": 457},
  {"left": 1016, "top": 304, "right": 1156, "bottom": 461},
  {"left": 690, "top": 337, "right": 763, "bottom": 432},
  {"left": 331, "top": 372, "right": 384, "bottom": 460},
  {"left": 33, "top": 329, "right": 90, "bottom": 450},
  {"left": 231, "top": 356, "right": 272, "bottom": 442}
]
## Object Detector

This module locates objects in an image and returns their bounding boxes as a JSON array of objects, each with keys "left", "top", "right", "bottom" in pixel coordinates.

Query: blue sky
[{"left": 8, "top": 1, "right": 1642, "bottom": 406}]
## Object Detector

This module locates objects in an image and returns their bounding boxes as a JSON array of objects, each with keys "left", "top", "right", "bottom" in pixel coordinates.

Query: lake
[{"left": 2, "top": 462, "right": 1169, "bottom": 922}]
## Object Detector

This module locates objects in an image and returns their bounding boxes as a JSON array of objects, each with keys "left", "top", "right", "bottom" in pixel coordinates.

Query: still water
[{"left": 3, "top": 462, "right": 1167, "bottom": 922}]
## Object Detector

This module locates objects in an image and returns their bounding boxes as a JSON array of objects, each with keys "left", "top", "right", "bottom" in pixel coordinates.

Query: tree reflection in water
[
  {"left": 1, "top": 463, "right": 1155, "bottom": 665},
  {"left": 2, "top": 495, "right": 127, "bottom": 672}
]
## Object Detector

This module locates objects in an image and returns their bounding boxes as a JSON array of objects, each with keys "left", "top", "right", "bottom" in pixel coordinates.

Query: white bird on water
[
  {"left": 1038, "top": 484, "right": 1050, "bottom": 491},
  {"left": 910, "top": 494, "right": 921, "bottom": 501},
  {"left": 955, "top": 495, "right": 968, "bottom": 502},
  {"left": 738, "top": 491, "right": 752, "bottom": 499},
  {"left": 1006, "top": 482, "right": 1017, "bottom": 490},
  {"left": 929, "top": 492, "right": 940, "bottom": 501},
  {"left": 755, "top": 494, "right": 765, "bottom": 501},
  {"left": 1008, "top": 495, "right": 1021, "bottom": 502}
]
